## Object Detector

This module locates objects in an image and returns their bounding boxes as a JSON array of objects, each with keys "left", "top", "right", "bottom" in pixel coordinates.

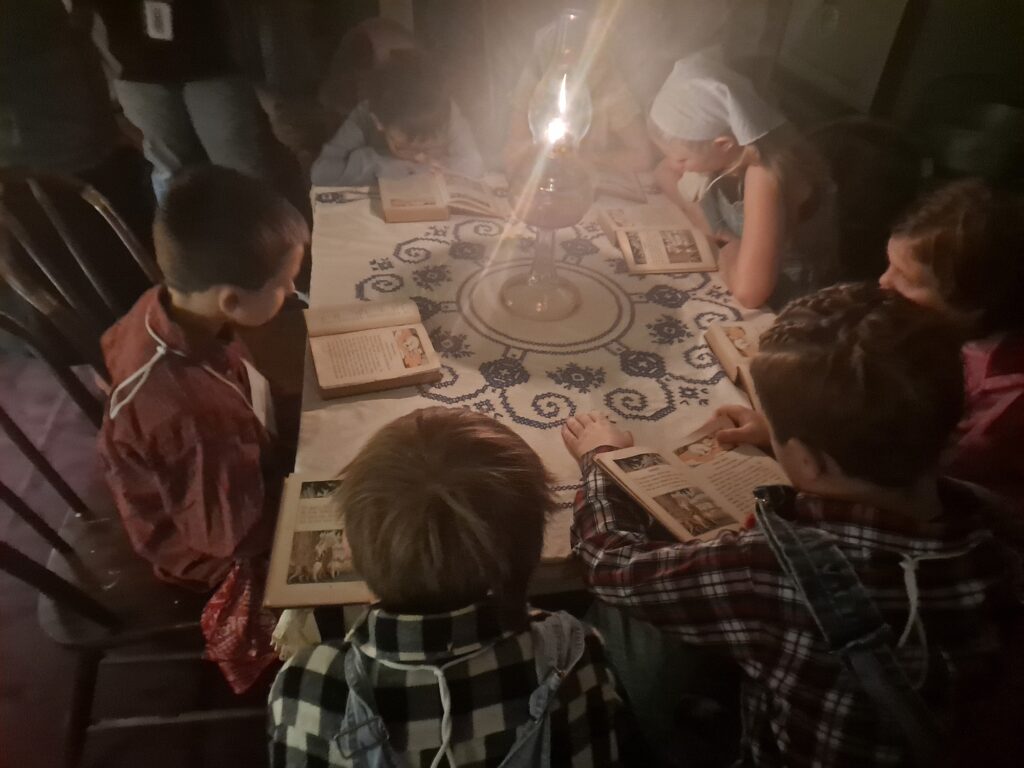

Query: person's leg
[
  {"left": 587, "top": 600, "right": 741, "bottom": 767},
  {"left": 182, "top": 76, "right": 276, "bottom": 183},
  {"left": 112, "top": 80, "right": 204, "bottom": 201}
]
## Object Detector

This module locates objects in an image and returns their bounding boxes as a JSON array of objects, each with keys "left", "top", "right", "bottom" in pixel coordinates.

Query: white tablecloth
[{"left": 297, "top": 179, "right": 762, "bottom": 559}]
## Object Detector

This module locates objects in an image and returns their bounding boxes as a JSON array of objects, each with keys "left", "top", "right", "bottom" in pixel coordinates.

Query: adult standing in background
[{"left": 88, "top": 0, "right": 277, "bottom": 200}]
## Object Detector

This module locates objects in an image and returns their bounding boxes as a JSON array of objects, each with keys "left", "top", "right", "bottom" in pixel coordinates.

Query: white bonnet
[{"left": 649, "top": 52, "right": 784, "bottom": 146}]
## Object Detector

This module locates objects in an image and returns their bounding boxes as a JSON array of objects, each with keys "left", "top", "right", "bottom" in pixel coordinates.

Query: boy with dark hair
[
  {"left": 100, "top": 165, "right": 308, "bottom": 690},
  {"left": 269, "top": 406, "right": 625, "bottom": 767},
  {"left": 311, "top": 50, "right": 484, "bottom": 186},
  {"left": 563, "top": 284, "right": 1018, "bottom": 766}
]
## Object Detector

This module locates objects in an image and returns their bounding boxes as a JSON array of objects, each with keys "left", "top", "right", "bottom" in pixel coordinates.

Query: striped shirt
[{"left": 572, "top": 453, "right": 1017, "bottom": 767}]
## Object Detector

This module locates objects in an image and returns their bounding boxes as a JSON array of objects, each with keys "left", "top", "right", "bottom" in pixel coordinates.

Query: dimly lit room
[{"left": 2, "top": 1, "right": 1023, "bottom": 766}]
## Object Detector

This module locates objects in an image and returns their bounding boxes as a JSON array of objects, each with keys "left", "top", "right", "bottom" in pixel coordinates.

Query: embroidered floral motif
[
  {"left": 561, "top": 238, "right": 599, "bottom": 257},
  {"left": 412, "top": 264, "right": 451, "bottom": 290},
  {"left": 647, "top": 314, "right": 693, "bottom": 345},
  {"left": 411, "top": 296, "right": 442, "bottom": 320},
  {"left": 449, "top": 241, "right": 485, "bottom": 261},
  {"left": 620, "top": 350, "right": 666, "bottom": 379},
  {"left": 429, "top": 329, "right": 472, "bottom": 359},
  {"left": 548, "top": 363, "right": 606, "bottom": 394},
  {"left": 645, "top": 285, "right": 688, "bottom": 309},
  {"left": 480, "top": 358, "right": 530, "bottom": 388},
  {"left": 369, "top": 257, "right": 393, "bottom": 272}
]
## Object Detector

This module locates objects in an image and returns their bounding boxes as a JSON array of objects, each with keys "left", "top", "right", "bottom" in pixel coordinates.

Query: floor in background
[{"left": 0, "top": 355, "right": 269, "bottom": 768}]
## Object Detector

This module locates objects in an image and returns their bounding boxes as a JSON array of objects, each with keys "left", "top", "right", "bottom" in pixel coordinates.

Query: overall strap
[
  {"left": 753, "top": 486, "right": 943, "bottom": 767},
  {"left": 333, "top": 646, "right": 401, "bottom": 766}
]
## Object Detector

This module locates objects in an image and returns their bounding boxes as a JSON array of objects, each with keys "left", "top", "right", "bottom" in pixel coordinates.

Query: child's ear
[
  {"left": 712, "top": 135, "right": 738, "bottom": 155},
  {"left": 218, "top": 287, "right": 241, "bottom": 318},
  {"left": 783, "top": 437, "right": 827, "bottom": 484}
]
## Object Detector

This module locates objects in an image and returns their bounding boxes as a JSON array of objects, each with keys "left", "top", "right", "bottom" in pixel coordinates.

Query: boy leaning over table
[
  {"left": 98, "top": 165, "right": 309, "bottom": 691},
  {"left": 562, "top": 283, "right": 1021, "bottom": 767}
]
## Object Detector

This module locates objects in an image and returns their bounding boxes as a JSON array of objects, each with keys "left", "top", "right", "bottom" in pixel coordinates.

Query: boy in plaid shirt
[
  {"left": 563, "top": 284, "right": 1019, "bottom": 767},
  {"left": 269, "top": 407, "right": 625, "bottom": 767}
]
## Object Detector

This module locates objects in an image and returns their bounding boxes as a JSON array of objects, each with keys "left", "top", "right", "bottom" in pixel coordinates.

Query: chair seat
[{"left": 39, "top": 512, "right": 207, "bottom": 649}]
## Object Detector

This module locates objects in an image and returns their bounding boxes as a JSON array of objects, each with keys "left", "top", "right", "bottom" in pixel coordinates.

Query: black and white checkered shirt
[{"left": 268, "top": 602, "right": 624, "bottom": 767}]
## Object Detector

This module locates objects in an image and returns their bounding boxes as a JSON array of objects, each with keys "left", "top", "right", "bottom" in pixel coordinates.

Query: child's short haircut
[
  {"left": 341, "top": 407, "right": 554, "bottom": 611},
  {"left": 893, "top": 179, "right": 1024, "bottom": 333},
  {"left": 367, "top": 51, "right": 452, "bottom": 140},
  {"left": 154, "top": 165, "right": 309, "bottom": 294},
  {"left": 751, "top": 283, "right": 964, "bottom": 487}
]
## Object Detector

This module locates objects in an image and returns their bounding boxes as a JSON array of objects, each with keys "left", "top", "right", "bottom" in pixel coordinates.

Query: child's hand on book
[
  {"left": 562, "top": 412, "right": 634, "bottom": 465},
  {"left": 713, "top": 405, "right": 771, "bottom": 451}
]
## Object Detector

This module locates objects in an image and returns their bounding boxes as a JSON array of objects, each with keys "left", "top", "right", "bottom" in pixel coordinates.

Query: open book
[
  {"left": 595, "top": 417, "right": 789, "bottom": 542},
  {"left": 594, "top": 168, "right": 647, "bottom": 203},
  {"left": 597, "top": 204, "right": 717, "bottom": 274},
  {"left": 704, "top": 317, "right": 775, "bottom": 411},
  {"left": 264, "top": 475, "right": 373, "bottom": 607},
  {"left": 305, "top": 299, "right": 442, "bottom": 399},
  {"left": 379, "top": 169, "right": 509, "bottom": 222}
]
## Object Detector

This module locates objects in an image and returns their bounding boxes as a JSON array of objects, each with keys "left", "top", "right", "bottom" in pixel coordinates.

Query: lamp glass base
[{"left": 499, "top": 271, "right": 581, "bottom": 321}]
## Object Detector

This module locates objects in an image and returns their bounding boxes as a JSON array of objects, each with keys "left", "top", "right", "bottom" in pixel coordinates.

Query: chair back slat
[
  {"left": 0, "top": 204, "right": 108, "bottom": 330},
  {"left": 0, "top": 542, "right": 120, "bottom": 629},
  {"left": 0, "top": 479, "right": 76, "bottom": 558},
  {"left": 80, "top": 186, "right": 161, "bottom": 284},
  {"left": 0, "top": 403, "right": 94, "bottom": 520},
  {"left": 29, "top": 180, "right": 124, "bottom": 318},
  {"left": 0, "top": 312, "right": 104, "bottom": 428}
]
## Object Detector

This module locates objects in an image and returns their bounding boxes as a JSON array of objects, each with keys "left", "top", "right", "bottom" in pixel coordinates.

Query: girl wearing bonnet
[{"left": 650, "top": 52, "right": 836, "bottom": 309}]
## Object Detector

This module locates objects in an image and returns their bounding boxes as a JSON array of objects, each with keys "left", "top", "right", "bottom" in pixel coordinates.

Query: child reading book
[
  {"left": 268, "top": 407, "right": 625, "bottom": 767},
  {"left": 502, "top": 9, "right": 654, "bottom": 177},
  {"left": 880, "top": 179, "right": 1024, "bottom": 512},
  {"left": 648, "top": 52, "right": 836, "bottom": 308},
  {"left": 563, "top": 284, "right": 1018, "bottom": 766},
  {"left": 312, "top": 50, "right": 484, "bottom": 187},
  {"left": 99, "top": 165, "right": 309, "bottom": 691}
]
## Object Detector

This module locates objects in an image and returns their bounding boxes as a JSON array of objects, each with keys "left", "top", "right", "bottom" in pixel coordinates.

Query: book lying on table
[
  {"left": 378, "top": 168, "right": 509, "bottom": 222},
  {"left": 264, "top": 474, "right": 373, "bottom": 607},
  {"left": 617, "top": 227, "right": 718, "bottom": 274},
  {"left": 704, "top": 317, "right": 776, "bottom": 411},
  {"left": 595, "top": 417, "right": 789, "bottom": 542},
  {"left": 305, "top": 299, "right": 442, "bottom": 399},
  {"left": 594, "top": 167, "right": 647, "bottom": 203}
]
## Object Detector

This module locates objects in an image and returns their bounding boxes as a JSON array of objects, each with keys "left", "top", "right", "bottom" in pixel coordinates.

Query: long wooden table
[{"left": 290, "top": 176, "right": 762, "bottom": 602}]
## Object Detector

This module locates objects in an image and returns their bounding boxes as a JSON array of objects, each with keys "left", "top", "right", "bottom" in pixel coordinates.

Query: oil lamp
[{"left": 501, "top": 9, "right": 595, "bottom": 321}]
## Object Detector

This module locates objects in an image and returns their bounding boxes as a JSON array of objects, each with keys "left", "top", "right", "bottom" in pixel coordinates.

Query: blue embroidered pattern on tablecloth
[{"left": 347, "top": 215, "right": 741, "bottom": 430}]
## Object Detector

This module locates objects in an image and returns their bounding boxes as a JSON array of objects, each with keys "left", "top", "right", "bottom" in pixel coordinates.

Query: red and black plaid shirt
[{"left": 572, "top": 452, "right": 1017, "bottom": 767}]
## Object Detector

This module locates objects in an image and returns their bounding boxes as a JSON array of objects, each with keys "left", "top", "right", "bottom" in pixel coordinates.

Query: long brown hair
[{"left": 741, "top": 123, "right": 830, "bottom": 230}]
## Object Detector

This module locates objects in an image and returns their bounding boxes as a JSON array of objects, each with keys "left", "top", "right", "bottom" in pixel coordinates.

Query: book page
[
  {"left": 309, "top": 323, "right": 438, "bottom": 389},
  {"left": 618, "top": 227, "right": 717, "bottom": 273},
  {"left": 596, "top": 449, "right": 742, "bottom": 542},
  {"left": 304, "top": 299, "right": 421, "bottom": 337},
  {"left": 379, "top": 170, "right": 444, "bottom": 207},
  {"left": 704, "top": 317, "right": 773, "bottom": 381},
  {"left": 442, "top": 172, "right": 508, "bottom": 217},
  {"left": 265, "top": 475, "right": 374, "bottom": 607},
  {"left": 669, "top": 417, "right": 789, "bottom": 515}
]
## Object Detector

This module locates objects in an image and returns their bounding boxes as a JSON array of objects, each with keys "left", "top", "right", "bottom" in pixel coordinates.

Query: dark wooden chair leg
[{"left": 65, "top": 650, "right": 102, "bottom": 768}]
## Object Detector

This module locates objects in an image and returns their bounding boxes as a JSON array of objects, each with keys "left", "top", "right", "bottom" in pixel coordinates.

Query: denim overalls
[{"left": 331, "top": 611, "right": 587, "bottom": 768}]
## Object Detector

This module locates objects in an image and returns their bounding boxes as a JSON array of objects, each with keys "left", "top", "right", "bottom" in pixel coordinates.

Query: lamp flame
[{"left": 544, "top": 74, "right": 570, "bottom": 144}]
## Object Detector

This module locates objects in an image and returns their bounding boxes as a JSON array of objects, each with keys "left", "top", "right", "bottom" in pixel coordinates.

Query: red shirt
[
  {"left": 950, "top": 333, "right": 1024, "bottom": 513},
  {"left": 98, "top": 287, "right": 276, "bottom": 590}
]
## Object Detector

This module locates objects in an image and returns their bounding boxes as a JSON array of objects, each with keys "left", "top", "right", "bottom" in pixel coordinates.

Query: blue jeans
[{"left": 114, "top": 77, "right": 274, "bottom": 200}]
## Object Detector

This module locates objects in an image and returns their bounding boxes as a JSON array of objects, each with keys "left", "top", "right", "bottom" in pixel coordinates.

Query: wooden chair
[
  {"left": 0, "top": 169, "right": 160, "bottom": 333},
  {"left": 0, "top": 480, "right": 264, "bottom": 768}
]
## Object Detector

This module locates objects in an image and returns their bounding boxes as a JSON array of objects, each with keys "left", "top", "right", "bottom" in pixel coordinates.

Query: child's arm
[
  {"left": 310, "top": 104, "right": 386, "bottom": 187},
  {"left": 718, "top": 164, "right": 786, "bottom": 308},
  {"left": 445, "top": 101, "right": 485, "bottom": 179},
  {"left": 563, "top": 413, "right": 775, "bottom": 652},
  {"left": 654, "top": 159, "right": 716, "bottom": 235}
]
